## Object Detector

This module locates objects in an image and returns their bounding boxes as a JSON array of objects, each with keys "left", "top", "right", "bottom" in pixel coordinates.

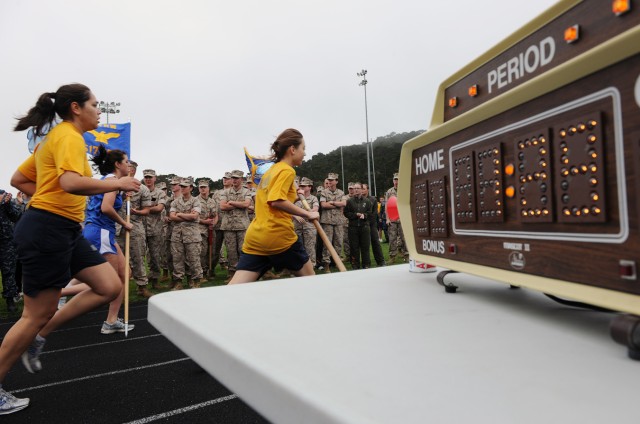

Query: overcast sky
[{"left": 1, "top": 0, "right": 557, "bottom": 192}]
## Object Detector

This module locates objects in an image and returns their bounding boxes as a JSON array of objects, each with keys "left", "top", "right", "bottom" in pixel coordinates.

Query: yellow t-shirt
[
  {"left": 242, "top": 161, "right": 298, "bottom": 255},
  {"left": 18, "top": 121, "right": 93, "bottom": 222}
]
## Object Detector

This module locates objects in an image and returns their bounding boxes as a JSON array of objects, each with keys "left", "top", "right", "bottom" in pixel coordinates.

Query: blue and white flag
[{"left": 83, "top": 123, "right": 131, "bottom": 157}]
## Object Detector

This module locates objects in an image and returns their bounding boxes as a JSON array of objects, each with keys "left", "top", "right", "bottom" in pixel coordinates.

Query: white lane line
[
  {"left": 40, "top": 333, "right": 164, "bottom": 355},
  {"left": 1, "top": 328, "right": 160, "bottom": 347},
  {"left": 12, "top": 357, "right": 191, "bottom": 394},
  {"left": 52, "top": 318, "right": 147, "bottom": 333},
  {"left": 122, "top": 395, "right": 239, "bottom": 424}
]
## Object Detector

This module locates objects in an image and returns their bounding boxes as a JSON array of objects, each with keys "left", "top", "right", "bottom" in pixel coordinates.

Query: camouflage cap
[
  {"left": 143, "top": 169, "right": 156, "bottom": 177},
  {"left": 230, "top": 169, "right": 244, "bottom": 178},
  {"left": 179, "top": 177, "right": 194, "bottom": 187},
  {"left": 198, "top": 179, "right": 210, "bottom": 187},
  {"left": 223, "top": 171, "right": 232, "bottom": 179},
  {"left": 300, "top": 177, "right": 313, "bottom": 186},
  {"left": 393, "top": 172, "right": 399, "bottom": 180},
  {"left": 327, "top": 172, "right": 338, "bottom": 180},
  {"left": 169, "top": 176, "right": 182, "bottom": 185},
  {"left": 129, "top": 160, "right": 138, "bottom": 168},
  {"left": 294, "top": 176, "right": 300, "bottom": 185},
  {"left": 348, "top": 182, "right": 355, "bottom": 188},
  {"left": 156, "top": 182, "right": 167, "bottom": 190}
]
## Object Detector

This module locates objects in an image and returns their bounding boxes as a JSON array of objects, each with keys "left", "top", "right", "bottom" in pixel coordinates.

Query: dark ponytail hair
[
  {"left": 270, "top": 128, "right": 303, "bottom": 162},
  {"left": 14, "top": 83, "right": 92, "bottom": 137},
  {"left": 91, "top": 145, "right": 127, "bottom": 176}
]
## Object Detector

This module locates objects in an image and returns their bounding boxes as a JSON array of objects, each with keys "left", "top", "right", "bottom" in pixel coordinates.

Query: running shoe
[
  {"left": 21, "top": 336, "right": 45, "bottom": 373},
  {"left": 0, "top": 388, "right": 29, "bottom": 415},
  {"left": 101, "top": 318, "right": 135, "bottom": 334}
]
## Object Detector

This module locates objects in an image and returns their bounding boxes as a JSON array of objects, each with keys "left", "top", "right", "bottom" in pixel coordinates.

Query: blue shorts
[
  {"left": 83, "top": 223, "right": 117, "bottom": 255},
  {"left": 237, "top": 238, "right": 309, "bottom": 277},
  {"left": 14, "top": 208, "right": 106, "bottom": 297}
]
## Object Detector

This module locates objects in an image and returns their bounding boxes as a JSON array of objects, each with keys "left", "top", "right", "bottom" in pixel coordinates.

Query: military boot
[
  {"left": 149, "top": 278, "right": 159, "bottom": 290},
  {"left": 323, "top": 262, "right": 331, "bottom": 273},
  {"left": 137, "top": 285, "right": 153, "bottom": 298}
]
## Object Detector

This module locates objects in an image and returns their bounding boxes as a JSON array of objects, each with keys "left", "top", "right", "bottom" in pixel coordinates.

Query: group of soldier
[{"left": 122, "top": 162, "right": 413, "bottom": 297}]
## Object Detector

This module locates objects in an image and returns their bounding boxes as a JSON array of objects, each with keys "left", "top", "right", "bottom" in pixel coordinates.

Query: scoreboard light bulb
[
  {"left": 589, "top": 149, "right": 597, "bottom": 159},
  {"left": 542, "top": 209, "right": 550, "bottom": 216},
  {"left": 468, "top": 85, "right": 478, "bottom": 97},
  {"left": 591, "top": 192, "right": 600, "bottom": 201},
  {"left": 569, "top": 126, "right": 578, "bottom": 135},
  {"left": 590, "top": 164, "right": 598, "bottom": 173},
  {"left": 564, "top": 25, "right": 580, "bottom": 43},
  {"left": 589, "top": 177, "right": 598, "bottom": 186},
  {"left": 505, "top": 163, "right": 515, "bottom": 176},
  {"left": 613, "top": 0, "right": 631, "bottom": 16},
  {"left": 563, "top": 208, "right": 571, "bottom": 216},
  {"left": 505, "top": 186, "right": 515, "bottom": 198},
  {"left": 448, "top": 97, "right": 458, "bottom": 108},
  {"left": 588, "top": 119, "right": 598, "bottom": 128},
  {"left": 539, "top": 136, "right": 546, "bottom": 144},
  {"left": 582, "top": 207, "right": 591, "bottom": 215},
  {"left": 578, "top": 123, "right": 586, "bottom": 132},
  {"left": 588, "top": 134, "right": 597, "bottom": 143},
  {"left": 592, "top": 206, "right": 601, "bottom": 215}
]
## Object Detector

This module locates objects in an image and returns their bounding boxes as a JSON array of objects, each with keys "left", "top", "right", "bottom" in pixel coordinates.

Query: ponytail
[
  {"left": 270, "top": 128, "right": 303, "bottom": 162},
  {"left": 14, "top": 83, "right": 91, "bottom": 137}
]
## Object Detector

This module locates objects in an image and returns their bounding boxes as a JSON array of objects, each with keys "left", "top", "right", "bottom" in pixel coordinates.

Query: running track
[{"left": 0, "top": 302, "right": 269, "bottom": 423}]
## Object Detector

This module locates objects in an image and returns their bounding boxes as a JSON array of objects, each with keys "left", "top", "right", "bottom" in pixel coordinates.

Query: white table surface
[{"left": 148, "top": 265, "right": 638, "bottom": 424}]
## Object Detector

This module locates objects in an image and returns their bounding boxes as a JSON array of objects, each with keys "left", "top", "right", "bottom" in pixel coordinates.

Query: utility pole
[{"left": 357, "top": 69, "right": 371, "bottom": 191}]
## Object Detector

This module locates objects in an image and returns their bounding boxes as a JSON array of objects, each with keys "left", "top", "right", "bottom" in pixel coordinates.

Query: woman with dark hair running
[
  {"left": 0, "top": 83, "right": 140, "bottom": 415},
  {"left": 229, "top": 128, "right": 319, "bottom": 284}
]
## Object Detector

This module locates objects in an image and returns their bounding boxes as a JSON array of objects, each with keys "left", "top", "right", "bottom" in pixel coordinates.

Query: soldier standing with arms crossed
[
  {"left": 220, "top": 170, "right": 252, "bottom": 282},
  {"left": 319, "top": 173, "right": 347, "bottom": 273},
  {"left": 169, "top": 177, "right": 202, "bottom": 289},
  {"left": 142, "top": 169, "right": 166, "bottom": 290},
  {"left": 212, "top": 172, "right": 231, "bottom": 274},
  {"left": 197, "top": 179, "right": 217, "bottom": 280},
  {"left": 163, "top": 177, "right": 182, "bottom": 283}
]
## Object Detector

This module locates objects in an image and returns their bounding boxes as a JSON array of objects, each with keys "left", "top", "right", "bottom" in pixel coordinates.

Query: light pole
[
  {"left": 99, "top": 101, "right": 121, "bottom": 125},
  {"left": 357, "top": 70, "right": 372, "bottom": 191}
]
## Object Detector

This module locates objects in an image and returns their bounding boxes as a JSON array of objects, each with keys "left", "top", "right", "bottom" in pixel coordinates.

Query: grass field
[{"left": 0, "top": 237, "right": 408, "bottom": 318}]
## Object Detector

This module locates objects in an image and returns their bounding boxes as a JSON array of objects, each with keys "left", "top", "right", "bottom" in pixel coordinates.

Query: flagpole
[{"left": 124, "top": 194, "right": 132, "bottom": 337}]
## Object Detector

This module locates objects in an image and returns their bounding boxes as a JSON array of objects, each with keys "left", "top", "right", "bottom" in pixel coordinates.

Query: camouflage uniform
[
  {"left": 319, "top": 186, "right": 347, "bottom": 266},
  {"left": 116, "top": 184, "right": 152, "bottom": 288},
  {"left": 170, "top": 183, "right": 203, "bottom": 284},
  {"left": 163, "top": 185, "right": 180, "bottom": 278},
  {"left": 344, "top": 192, "right": 373, "bottom": 269},
  {"left": 0, "top": 194, "right": 21, "bottom": 305},
  {"left": 197, "top": 182, "right": 217, "bottom": 277},
  {"left": 144, "top": 179, "right": 167, "bottom": 284},
  {"left": 211, "top": 186, "right": 227, "bottom": 271},
  {"left": 220, "top": 181, "right": 252, "bottom": 274},
  {"left": 385, "top": 181, "right": 408, "bottom": 260},
  {"left": 294, "top": 192, "right": 318, "bottom": 266}
]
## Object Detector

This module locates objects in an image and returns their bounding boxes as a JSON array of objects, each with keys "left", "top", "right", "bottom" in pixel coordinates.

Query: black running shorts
[{"left": 14, "top": 208, "right": 106, "bottom": 297}]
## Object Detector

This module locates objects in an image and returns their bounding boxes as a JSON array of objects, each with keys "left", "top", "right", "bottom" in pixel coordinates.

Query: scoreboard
[{"left": 399, "top": 0, "right": 640, "bottom": 317}]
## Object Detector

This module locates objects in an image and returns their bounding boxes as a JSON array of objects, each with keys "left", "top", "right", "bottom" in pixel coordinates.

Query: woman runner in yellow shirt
[
  {"left": 229, "top": 128, "right": 319, "bottom": 284},
  {"left": 0, "top": 84, "right": 140, "bottom": 415}
]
